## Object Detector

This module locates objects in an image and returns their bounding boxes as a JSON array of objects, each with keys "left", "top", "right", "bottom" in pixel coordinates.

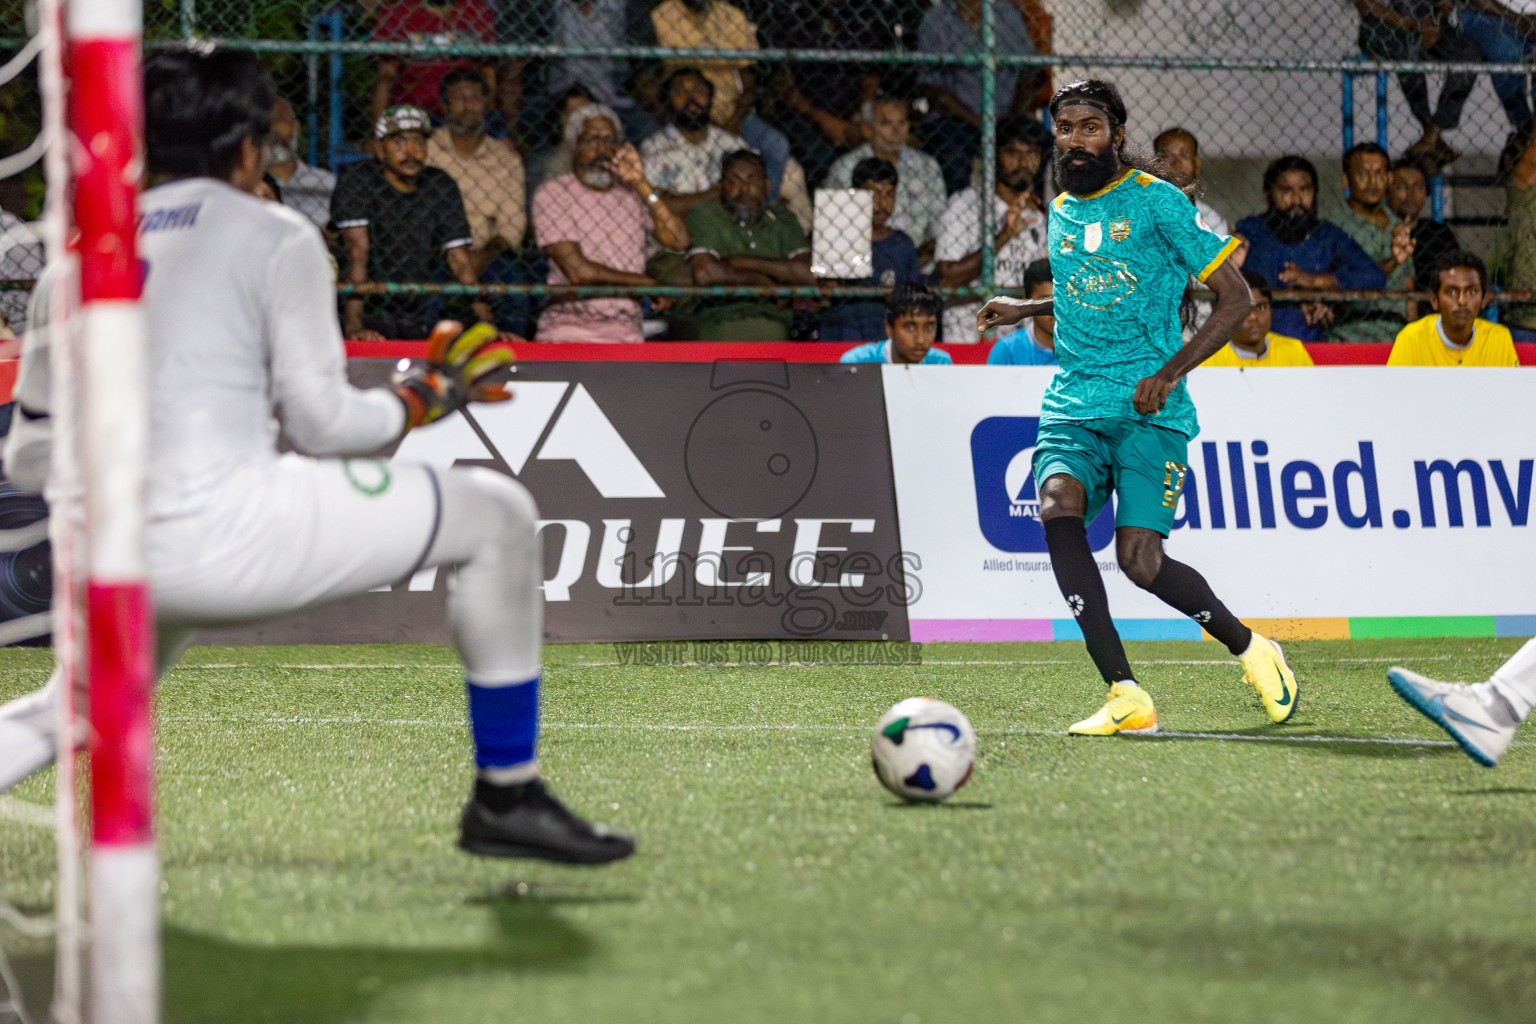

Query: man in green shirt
[
  {"left": 685, "top": 149, "right": 814, "bottom": 340},
  {"left": 1330, "top": 141, "right": 1416, "bottom": 339},
  {"left": 978, "top": 79, "right": 1299, "bottom": 738}
]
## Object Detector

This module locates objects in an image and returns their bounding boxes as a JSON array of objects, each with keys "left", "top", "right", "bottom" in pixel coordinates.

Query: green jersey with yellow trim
[{"left": 1043, "top": 168, "right": 1238, "bottom": 438}]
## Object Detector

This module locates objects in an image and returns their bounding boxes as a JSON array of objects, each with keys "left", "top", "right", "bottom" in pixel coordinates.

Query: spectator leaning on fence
[
  {"left": 332, "top": 105, "right": 500, "bottom": 340},
  {"left": 1330, "top": 142, "right": 1416, "bottom": 341},
  {"left": 532, "top": 104, "right": 689, "bottom": 343},
  {"left": 641, "top": 68, "right": 758, "bottom": 220},
  {"left": 935, "top": 115, "right": 1049, "bottom": 344},
  {"left": 1354, "top": 0, "right": 1481, "bottom": 167},
  {"left": 1389, "top": 250, "right": 1520, "bottom": 365},
  {"left": 1201, "top": 269, "right": 1315, "bottom": 367},
  {"left": 986, "top": 258, "right": 1058, "bottom": 365},
  {"left": 265, "top": 97, "right": 335, "bottom": 234},
  {"left": 818, "top": 157, "right": 924, "bottom": 342},
  {"left": 1236, "top": 155, "right": 1384, "bottom": 343},
  {"left": 1489, "top": 123, "right": 1536, "bottom": 340},
  {"left": 369, "top": 0, "right": 497, "bottom": 128},
  {"left": 840, "top": 283, "right": 951, "bottom": 364},
  {"left": 916, "top": 0, "right": 1045, "bottom": 195},
  {"left": 1389, "top": 155, "right": 1460, "bottom": 279},
  {"left": 650, "top": 0, "right": 759, "bottom": 129},
  {"left": 685, "top": 150, "right": 814, "bottom": 340},
  {"left": 823, "top": 94, "right": 948, "bottom": 260}
]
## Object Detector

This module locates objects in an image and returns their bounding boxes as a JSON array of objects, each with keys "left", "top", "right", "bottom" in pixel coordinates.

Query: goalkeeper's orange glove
[{"left": 391, "top": 320, "right": 516, "bottom": 431}]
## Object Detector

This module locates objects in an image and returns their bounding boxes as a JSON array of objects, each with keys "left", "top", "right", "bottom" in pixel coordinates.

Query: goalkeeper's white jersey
[
  {"left": 134, "top": 178, "right": 404, "bottom": 518},
  {"left": 6, "top": 178, "right": 405, "bottom": 509}
]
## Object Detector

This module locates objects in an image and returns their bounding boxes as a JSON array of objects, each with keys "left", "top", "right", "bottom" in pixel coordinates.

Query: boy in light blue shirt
[
  {"left": 987, "top": 258, "right": 1059, "bottom": 365},
  {"left": 840, "top": 283, "right": 953, "bottom": 364}
]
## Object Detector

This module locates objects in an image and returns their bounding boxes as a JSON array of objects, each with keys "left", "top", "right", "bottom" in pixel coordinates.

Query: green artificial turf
[{"left": 3, "top": 638, "right": 1536, "bottom": 1023}]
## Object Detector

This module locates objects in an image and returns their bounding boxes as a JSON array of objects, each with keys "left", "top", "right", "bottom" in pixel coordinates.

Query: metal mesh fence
[{"left": 4, "top": 0, "right": 1536, "bottom": 341}]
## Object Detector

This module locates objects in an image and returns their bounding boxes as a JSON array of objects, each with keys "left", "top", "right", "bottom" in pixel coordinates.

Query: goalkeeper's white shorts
[{"left": 147, "top": 454, "right": 439, "bottom": 626}]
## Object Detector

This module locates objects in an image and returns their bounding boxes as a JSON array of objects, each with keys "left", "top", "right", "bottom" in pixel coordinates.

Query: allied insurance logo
[{"left": 970, "top": 417, "right": 1115, "bottom": 552}]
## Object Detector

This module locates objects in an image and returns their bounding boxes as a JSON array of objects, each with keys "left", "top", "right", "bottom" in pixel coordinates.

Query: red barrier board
[
  {"left": 346, "top": 340, "right": 1536, "bottom": 365},
  {"left": 0, "top": 341, "right": 1527, "bottom": 409}
]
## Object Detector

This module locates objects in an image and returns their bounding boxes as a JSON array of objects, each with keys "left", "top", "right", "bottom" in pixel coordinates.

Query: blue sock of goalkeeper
[{"left": 420, "top": 466, "right": 545, "bottom": 808}]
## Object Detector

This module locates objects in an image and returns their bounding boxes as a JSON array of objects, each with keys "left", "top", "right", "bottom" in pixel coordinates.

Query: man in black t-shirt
[{"left": 331, "top": 105, "right": 506, "bottom": 339}]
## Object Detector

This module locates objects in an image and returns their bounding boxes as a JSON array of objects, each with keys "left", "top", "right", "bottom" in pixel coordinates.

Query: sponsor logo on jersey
[
  {"left": 1109, "top": 219, "right": 1132, "bottom": 242},
  {"left": 1084, "top": 222, "right": 1103, "bottom": 252},
  {"left": 137, "top": 202, "right": 202, "bottom": 234},
  {"left": 1063, "top": 255, "right": 1140, "bottom": 310},
  {"left": 1059, "top": 233, "right": 1076, "bottom": 253},
  {"left": 969, "top": 416, "right": 1116, "bottom": 553}
]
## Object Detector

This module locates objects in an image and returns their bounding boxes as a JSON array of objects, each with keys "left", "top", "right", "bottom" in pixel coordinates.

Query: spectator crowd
[{"left": 1, "top": 0, "right": 1534, "bottom": 366}]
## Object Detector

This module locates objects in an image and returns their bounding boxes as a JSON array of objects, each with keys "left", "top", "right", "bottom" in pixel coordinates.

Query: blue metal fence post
[
  {"left": 306, "top": 13, "right": 320, "bottom": 167},
  {"left": 1342, "top": 70, "right": 1354, "bottom": 151},
  {"left": 1375, "top": 70, "right": 1388, "bottom": 149}
]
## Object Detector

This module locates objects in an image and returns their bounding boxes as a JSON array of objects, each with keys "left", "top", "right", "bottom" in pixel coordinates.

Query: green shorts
[{"left": 1032, "top": 417, "right": 1190, "bottom": 536}]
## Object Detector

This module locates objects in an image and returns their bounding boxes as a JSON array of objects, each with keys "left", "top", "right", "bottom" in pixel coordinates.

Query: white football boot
[{"left": 1387, "top": 667, "right": 1519, "bottom": 768}]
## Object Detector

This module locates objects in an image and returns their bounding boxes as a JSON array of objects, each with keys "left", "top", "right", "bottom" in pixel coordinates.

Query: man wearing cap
[{"left": 331, "top": 105, "right": 506, "bottom": 339}]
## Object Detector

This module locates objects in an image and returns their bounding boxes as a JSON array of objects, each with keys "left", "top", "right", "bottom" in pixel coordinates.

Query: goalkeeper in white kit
[{"left": 0, "top": 46, "right": 633, "bottom": 864}]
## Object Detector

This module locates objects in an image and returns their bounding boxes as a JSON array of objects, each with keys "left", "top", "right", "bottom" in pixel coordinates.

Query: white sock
[
  {"left": 1235, "top": 633, "right": 1265, "bottom": 661},
  {"left": 1489, "top": 639, "right": 1536, "bottom": 720},
  {"left": 479, "top": 760, "right": 540, "bottom": 785}
]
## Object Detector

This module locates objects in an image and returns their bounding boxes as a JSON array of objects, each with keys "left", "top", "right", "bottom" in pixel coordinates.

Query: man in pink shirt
[{"left": 533, "top": 104, "right": 690, "bottom": 342}]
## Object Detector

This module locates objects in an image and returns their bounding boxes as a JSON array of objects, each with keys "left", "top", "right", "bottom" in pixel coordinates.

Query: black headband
[{"left": 1051, "top": 97, "right": 1118, "bottom": 125}]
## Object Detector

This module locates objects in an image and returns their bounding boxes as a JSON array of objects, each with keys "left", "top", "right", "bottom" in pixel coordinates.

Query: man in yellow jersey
[
  {"left": 1202, "top": 269, "right": 1315, "bottom": 367},
  {"left": 1389, "top": 251, "right": 1520, "bottom": 366}
]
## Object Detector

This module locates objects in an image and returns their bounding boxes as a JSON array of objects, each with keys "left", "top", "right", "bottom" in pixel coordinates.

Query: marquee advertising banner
[
  {"left": 883, "top": 366, "right": 1536, "bottom": 643},
  {"left": 199, "top": 361, "right": 910, "bottom": 644}
]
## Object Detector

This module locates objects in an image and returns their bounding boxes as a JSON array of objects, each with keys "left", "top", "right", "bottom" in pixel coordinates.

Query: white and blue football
[{"left": 871, "top": 697, "right": 977, "bottom": 802}]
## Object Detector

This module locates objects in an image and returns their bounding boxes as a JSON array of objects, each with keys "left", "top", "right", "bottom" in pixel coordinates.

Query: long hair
[
  {"left": 1050, "top": 78, "right": 1193, "bottom": 200},
  {"left": 145, "top": 47, "right": 275, "bottom": 181}
]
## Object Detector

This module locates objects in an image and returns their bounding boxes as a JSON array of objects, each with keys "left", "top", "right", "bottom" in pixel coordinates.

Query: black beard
[
  {"left": 1053, "top": 145, "right": 1118, "bottom": 195},
  {"left": 674, "top": 107, "right": 710, "bottom": 132},
  {"left": 998, "top": 167, "right": 1034, "bottom": 194},
  {"left": 1264, "top": 205, "right": 1319, "bottom": 245}
]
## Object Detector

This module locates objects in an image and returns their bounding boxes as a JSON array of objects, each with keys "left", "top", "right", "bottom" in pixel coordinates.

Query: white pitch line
[
  {"left": 0, "top": 796, "right": 54, "bottom": 829},
  {"left": 152, "top": 715, "right": 1497, "bottom": 749},
  {"left": 172, "top": 663, "right": 462, "bottom": 670},
  {"left": 166, "top": 652, "right": 1510, "bottom": 673}
]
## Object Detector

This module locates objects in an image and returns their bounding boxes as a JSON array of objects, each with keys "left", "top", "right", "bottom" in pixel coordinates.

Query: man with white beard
[{"left": 532, "top": 103, "right": 689, "bottom": 342}]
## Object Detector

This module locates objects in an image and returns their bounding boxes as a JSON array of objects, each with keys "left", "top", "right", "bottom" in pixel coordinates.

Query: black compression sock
[
  {"left": 1143, "top": 557, "right": 1253, "bottom": 656},
  {"left": 1043, "top": 516, "right": 1133, "bottom": 684}
]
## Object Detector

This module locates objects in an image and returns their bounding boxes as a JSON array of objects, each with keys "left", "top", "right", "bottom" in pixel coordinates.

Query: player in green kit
[{"left": 978, "top": 79, "right": 1299, "bottom": 735}]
